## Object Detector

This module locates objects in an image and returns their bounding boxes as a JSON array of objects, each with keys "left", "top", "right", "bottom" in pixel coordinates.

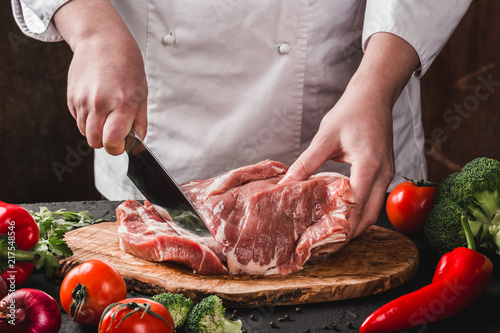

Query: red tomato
[
  {"left": 98, "top": 298, "right": 174, "bottom": 333},
  {"left": 386, "top": 179, "right": 437, "bottom": 234},
  {"left": 60, "top": 259, "right": 127, "bottom": 326}
]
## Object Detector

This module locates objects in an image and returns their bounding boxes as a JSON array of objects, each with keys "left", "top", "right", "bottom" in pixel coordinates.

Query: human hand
[
  {"left": 281, "top": 86, "right": 395, "bottom": 240},
  {"left": 281, "top": 32, "right": 419, "bottom": 239},
  {"left": 54, "top": 0, "right": 148, "bottom": 155}
]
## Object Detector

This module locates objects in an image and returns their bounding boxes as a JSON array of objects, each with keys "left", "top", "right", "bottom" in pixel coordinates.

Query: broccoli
[
  {"left": 433, "top": 171, "right": 460, "bottom": 204},
  {"left": 424, "top": 198, "right": 466, "bottom": 255},
  {"left": 152, "top": 292, "right": 194, "bottom": 329},
  {"left": 454, "top": 157, "right": 500, "bottom": 223},
  {"left": 424, "top": 157, "right": 500, "bottom": 255},
  {"left": 186, "top": 295, "right": 242, "bottom": 333}
]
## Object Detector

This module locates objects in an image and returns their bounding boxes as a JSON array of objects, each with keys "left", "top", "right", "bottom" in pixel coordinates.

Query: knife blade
[{"left": 124, "top": 129, "right": 212, "bottom": 237}]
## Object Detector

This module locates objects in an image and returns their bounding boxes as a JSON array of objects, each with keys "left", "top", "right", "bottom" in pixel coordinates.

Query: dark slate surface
[{"left": 21, "top": 200, "right": 500, "bottom": 333}]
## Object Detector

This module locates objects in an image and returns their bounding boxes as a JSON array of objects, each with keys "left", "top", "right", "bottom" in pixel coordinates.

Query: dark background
[{"left": 1, "top": 1, "right": 499, "bottom": 204}]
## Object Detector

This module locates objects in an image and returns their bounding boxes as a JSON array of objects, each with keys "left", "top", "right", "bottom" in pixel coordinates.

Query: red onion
[{"left": 0, "top": 288, "right": 61, "bottom": 333}]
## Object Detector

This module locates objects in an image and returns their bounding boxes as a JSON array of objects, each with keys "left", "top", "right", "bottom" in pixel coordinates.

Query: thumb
[{"left": 279, "top": 148, "right": 324, "bottom": 183}]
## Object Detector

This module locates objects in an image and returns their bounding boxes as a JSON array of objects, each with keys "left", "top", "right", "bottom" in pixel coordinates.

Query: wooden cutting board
[{"left": 58, "top": 222, "right": 418, "bottom": 308}]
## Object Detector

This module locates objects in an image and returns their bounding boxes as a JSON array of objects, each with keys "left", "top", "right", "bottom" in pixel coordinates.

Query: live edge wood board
[{"left": 58, "top": 222, "right": 419, "bottom": 308}]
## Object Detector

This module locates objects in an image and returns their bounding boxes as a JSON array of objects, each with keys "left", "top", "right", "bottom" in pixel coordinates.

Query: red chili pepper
[
  {"left": 360, "top": 214, "right": 493, "bottom": 333},
  {"left": 0, "top": 202, "right": 40, "bottom": 286}
]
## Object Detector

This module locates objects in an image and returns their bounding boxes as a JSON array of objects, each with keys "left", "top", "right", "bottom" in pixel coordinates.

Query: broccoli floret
[
  {"left": 186, "top": 295, "right": 242, "bottom": 333},
  {"left": 152, "top": 292, "right": 194, "bottom": 329},
  {"left": 424, "top": 157, "right": 500, "bottom": 255},
  {"left": 433, "top": 171, "right": 460, "bottom": 204},
  {"left": 454, "top": 157, "right": 500, "bottom": 222},
  {"left": 424, "top": 198, "right": 467, "bottom": 255}
]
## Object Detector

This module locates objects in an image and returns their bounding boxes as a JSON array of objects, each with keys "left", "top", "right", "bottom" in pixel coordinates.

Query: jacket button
[
  {"left": 162, "top": 31, "right": 176, "bottom": 46},
  {"left": 278, "top": 42, "right": 291, "bottom": 55}
]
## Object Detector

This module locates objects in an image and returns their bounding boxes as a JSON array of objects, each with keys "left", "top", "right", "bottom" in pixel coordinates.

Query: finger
[
  {"left": 67, "top": 101, "right": 78, "bottom": 120},
  {"left": 347, "top": 159, "right": 394, "bottom": 239},
  {"left": 132, "top": 100, "right": 148, "bottom": 140},
  {"left": 85, "top": 110, "right": 105, "bottom": 149},
  {"left": 344, "top": 168, "right": 372, "bottom": 240},
  {"left": 352, "top": 181, "right": 388, "bottom": 238},
  {"left": 102, "top": 109, "right": 136, "bottom": 156},
  {"left": 68, "top": 91, "right": 88, "bottom": 137},
  {"left": 74, "top": 108, "right": 88, "bottom": 138}
]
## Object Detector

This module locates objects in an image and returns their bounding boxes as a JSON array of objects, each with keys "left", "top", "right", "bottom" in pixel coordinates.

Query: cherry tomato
[
  {"left": 98, "top": 298, "right": 174, "bottom": 333},
  {"left": 386, "top": 179, "right": 437, "bottom": 234},
  {"left": 60, "top": 259, "right": 127, "bottom": 326}
]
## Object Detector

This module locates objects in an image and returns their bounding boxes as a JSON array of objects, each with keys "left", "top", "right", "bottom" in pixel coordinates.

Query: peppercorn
[
  {"left": 323, "top": 324, "right": 330, "bottom": 329},
  {"left": 305, "top": 329, "right": 311, "bottom": 333},
  {"left": 284, "top": 314, "right": 290, "bottom": 321},
  {"left": 296, "top": 307, "right": 302, "bottom": 313},
  {"left": 250, "top": 314, "right": 256, "bottom": 321},
  {"left": 346, "top": 321, "right": 355, "bottom": 329},
  {"left": 278, "top": 317, "right": 285, "bottom": 322},
  {"left": 270, "top": 321, "right": 277, "bottom": 328}
]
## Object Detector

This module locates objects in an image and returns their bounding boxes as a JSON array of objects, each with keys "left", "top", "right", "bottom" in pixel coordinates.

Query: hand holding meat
[
  {"left": 282, "top": 32, "right": 420, "bottom": 240},
  {"left": 53, "top": 0, "right": 148, "bottom": 155},
  {"left": 282, "top": 86, "right": 395, "bottom": 241}
]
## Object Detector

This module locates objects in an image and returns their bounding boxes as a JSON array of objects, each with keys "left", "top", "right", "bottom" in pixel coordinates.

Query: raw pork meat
[
  {"left": 116, "top": 200, "right": 228, "bottom": 275},
  {"left": 116, "top": 160, "right": 356, "bottom": 275}
]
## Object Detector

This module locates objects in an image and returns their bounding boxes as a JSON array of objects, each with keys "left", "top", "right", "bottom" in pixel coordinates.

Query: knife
[{"left": 124, "top": 129, "right": 212, "bottom": 237}]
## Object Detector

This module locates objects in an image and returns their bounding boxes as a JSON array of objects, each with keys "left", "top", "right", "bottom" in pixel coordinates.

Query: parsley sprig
[{"left": 29, "top": 207, "right": 107, "bottom": 277}]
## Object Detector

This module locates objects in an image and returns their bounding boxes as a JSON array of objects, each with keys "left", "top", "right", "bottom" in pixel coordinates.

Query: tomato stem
[
  {"left": 70, "top": 283, "right": 92, "bottom": 321},
  {"left": 403, "top": 176, "right": 437, "bottom": 187},
  {"left": 101, "top": 301, "right": 174, "bottom": 331}
]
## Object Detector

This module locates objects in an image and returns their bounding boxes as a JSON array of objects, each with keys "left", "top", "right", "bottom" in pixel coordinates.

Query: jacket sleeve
[
  {"left": 11, "top": 0, "right": 71, "bottom": 42},
  {"left": 362, "top": 0, "right": 473, "bottom": 78}
]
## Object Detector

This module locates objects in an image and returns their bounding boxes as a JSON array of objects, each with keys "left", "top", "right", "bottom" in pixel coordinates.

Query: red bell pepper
[
  {"left": 360, "top": 214, "right": 493, "bottom": 333},
  {"left": 0, "top": 201, "right": 40, "bottom": 286}
]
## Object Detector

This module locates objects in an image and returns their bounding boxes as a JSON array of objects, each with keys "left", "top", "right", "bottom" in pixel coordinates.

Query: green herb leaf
[
  {"left": 34, "top": 250, "right": 60, "bottom": 277},
  {"left": 48, "top": 239, "right": 73, "bottom": 258},
  {"left": 32, "top": 242, "right": 49, "bottom": 252},
  {"left": 29, "top": 207, "right": 107, "bottom": 278}
]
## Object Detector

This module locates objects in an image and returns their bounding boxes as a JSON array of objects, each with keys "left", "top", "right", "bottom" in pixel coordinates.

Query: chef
[{"left": 12, "top": 0, "right": 472, "bottom": 240}]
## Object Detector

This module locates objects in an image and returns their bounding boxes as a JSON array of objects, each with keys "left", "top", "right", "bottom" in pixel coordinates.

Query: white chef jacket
[{"left": 12, "top": 0, "right": 472, "bottom": 200}]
